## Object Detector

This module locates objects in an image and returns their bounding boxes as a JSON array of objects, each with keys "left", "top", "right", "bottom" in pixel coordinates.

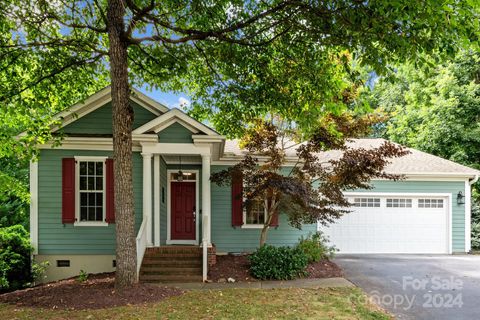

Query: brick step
[
  {"left": 143, "top": 256, "right": 202, "bottom": 262},
  {"left": 141, "top": 260, "right": 202, "bottom": 268},
  {"left": 140, "top": 267, "right": 202, "bottom": 275},
  {"left": 139, "top": 274, "right": 203, "bottom": 283},
  {"left": 145, "top": 247, "right": 201, "bottom": 254}
]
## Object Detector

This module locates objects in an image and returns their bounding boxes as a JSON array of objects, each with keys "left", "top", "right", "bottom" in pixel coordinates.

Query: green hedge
[
  {"left": 249, "top": 245, "right": 308, "bottom": 280},
  {"left": 0, "top": 225, "right": 33, "bottom": 292}
]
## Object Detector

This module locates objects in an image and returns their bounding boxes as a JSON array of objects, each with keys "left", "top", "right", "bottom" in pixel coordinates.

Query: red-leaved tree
[{"left": 211, "top": 115, "right": 409, "bottom": 246}]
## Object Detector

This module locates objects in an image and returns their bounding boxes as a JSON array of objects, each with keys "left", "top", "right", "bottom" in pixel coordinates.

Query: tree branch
[{"left": 0, "top": 54, "right": 105, "bottom": 102}]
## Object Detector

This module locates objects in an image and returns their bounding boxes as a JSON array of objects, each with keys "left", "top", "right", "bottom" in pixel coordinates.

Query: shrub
[
  {"left": 471, "top": 200, "right": 480, "bottom": 250},
  {"left": 0, "top": 225, "right": 33, "bottom": 292},
  {"left": 297, "top": 231, "right": 336, "bottom": 263},
  {"left": 77, "top": 269, "right": 88, "bottom": 282},
  {"left": 249, "top": 245, "right": 308, "bottom": 280}
]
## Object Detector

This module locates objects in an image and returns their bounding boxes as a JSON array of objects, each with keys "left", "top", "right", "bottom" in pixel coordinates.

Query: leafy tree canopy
[{"left": 369, "top": 50, "right": 480, "bottom": 170}]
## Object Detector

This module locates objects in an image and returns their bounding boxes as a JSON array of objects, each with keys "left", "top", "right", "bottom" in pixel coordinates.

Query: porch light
[
  {"left": 177, "top": 156, "right": 183, "bottom": 182},
  {"left": 457, "top": 191, "right": 465, "bottom": 205}
]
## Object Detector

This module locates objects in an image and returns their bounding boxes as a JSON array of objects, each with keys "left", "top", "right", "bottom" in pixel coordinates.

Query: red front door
[{"left": 171, "top": 182, "right": 196, "bottom": 240}]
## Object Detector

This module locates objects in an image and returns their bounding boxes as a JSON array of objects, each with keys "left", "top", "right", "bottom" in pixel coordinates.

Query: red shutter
[
  {"left": 62, "top": 158, "right": 76, "bottom": 224},
  {"left": 270, "top": 210, "right": 279, "bottom": 227},
  {"left": 105, "top": 158, "right": 115, "bottom": 223},
  {"left": 231, "top": 173, "right": 243, "bottom": 226}
]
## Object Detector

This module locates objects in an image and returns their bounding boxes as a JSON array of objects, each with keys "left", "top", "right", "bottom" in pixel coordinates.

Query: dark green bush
[
  {"left": 297, "top": 231, "right": 336, "bottom": 263},
  {"left": 471, "top": 200, "right": 480, "bottom": 250},
  {"left": 249, "top": 245, "right": 308, "bottom": 280},
  {"left": 0, "top": 225, "right": 33, "bottom": 292}
]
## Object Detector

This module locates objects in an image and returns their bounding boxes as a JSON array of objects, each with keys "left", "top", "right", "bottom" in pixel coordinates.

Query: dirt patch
[
  {"left": 208, "top": 254, "right": 343, "bottom": 282},
  {"left": 305, "top": 259, "right": 343, "bottom": 278},
  {"left": 0, "top": 272, "right": 183, "bottom": 310},
  {"left": 209, "top": 254, "right": 258, "bottom": 282}
]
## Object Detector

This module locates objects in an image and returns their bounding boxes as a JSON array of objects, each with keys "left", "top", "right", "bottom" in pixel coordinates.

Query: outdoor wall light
[
  {"left": 177, "top": 156, "right": 184, "bottom": 182},
  {"left": 457, "top": 191, "right": 465, "bottom": 205}
]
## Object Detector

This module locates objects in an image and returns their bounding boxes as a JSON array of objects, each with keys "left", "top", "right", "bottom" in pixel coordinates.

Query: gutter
[{"left": 469, "top": 174, "right": 479, "bottom": 186}]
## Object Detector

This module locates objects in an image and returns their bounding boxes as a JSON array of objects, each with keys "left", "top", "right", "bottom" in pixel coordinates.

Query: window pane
[
  {"left": 96, "top": 177, "right": 103, "bottom": 190},
  {"left": 80, "top": 207, "right": 88, "bottom": 221},
  {"left": 88, "top": 193, "right": 96, "bottom": 206},
  {"left": 96, "top": 193, "right": 103, "bottom": 206},
  {"left": 87, "top": 162, "right": 95, "bottom": 175},
  {"left": 88, "top": 177, "right": 95, "bottom": 190},
  {"left": 80, "top": 193, "right": 88, "bottom": 206},
  {"left": 96, "top": 207, "right": 103, "bottom": 221},
  {"left": 80, "top": 162, "right": 87, "bottom": 175},
  {"left": 96, "top": 162, "right": 103, "bottom": 175},
  {"left": 80, "top": 177, "right": 87, "bottom": 190},
  {"left": 246, "top": 198, "right": 265, "bottom": 224},
  {"left": 88, "top": 207, "right": 95, "bottom": 221}
]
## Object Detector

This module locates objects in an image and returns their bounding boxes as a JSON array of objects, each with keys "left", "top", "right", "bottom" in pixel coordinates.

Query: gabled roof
[
  {"left": 132, "top": 108, "right": 220, "bottom": 136},
  {"left": 223, "top": 138, "right": 480, "bottom": 178},
  {"left": 19, "top": 86, "right": 169, "bottom": 137}
]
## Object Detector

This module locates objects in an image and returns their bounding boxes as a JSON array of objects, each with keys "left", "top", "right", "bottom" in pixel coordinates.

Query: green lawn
[{"left": 0, "top": 287, "right": 390, "bottom": 320}]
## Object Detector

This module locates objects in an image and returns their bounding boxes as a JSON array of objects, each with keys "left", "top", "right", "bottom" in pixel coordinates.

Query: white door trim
[
  {"left": 166, "top": 169, "right": 199, "bottom": 245},
  {"left": 339, "top": 192, "right": 452, "bottom": 254}
]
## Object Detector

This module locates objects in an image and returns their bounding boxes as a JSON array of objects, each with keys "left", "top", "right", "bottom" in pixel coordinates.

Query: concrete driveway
[{"left": 335, "top": 255, "right": 480, "bottom": 320}]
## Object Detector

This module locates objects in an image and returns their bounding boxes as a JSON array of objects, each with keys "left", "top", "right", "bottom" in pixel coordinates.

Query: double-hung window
[{"left": 75, "top": 157, "right": 107, "bottom": 225}]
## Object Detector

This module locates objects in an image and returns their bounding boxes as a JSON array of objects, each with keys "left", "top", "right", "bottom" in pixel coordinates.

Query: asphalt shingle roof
[{"left": 223, "top": 138, "right": 480, "bottom": 177}]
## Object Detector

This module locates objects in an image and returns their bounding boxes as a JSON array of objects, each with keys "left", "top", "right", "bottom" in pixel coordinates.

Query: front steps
[{"left": 139, "top": 246, "right": 203, "bottom": 283}]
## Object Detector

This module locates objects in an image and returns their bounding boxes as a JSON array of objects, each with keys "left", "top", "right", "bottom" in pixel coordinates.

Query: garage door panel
[{"left": 320, "top": 196, "right": 448, "bottom": 254}]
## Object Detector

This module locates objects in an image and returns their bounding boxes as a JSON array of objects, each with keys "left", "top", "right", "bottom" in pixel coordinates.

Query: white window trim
[
  {"left": 166, "top": 169, "right": 200, "bottom": 245},
  {"left": 241, "top": 197, "right": 268, "bottom": 229},
  {"left": 74, "top": 156, "right": 108, "bottom": 227}
]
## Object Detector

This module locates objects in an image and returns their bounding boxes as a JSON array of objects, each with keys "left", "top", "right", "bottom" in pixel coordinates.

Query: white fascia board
[
  {"left": 131, "top": 88, "right": 169, "bottom": 114},
  {"left": 133, "top": 109, "right": 219, "bottom": 136},
  {"left": 155, "top": 118, "right": 200, "bottom": 134},
  {"left": 37, "top": 137, "right": 142, "bottom": 152}
]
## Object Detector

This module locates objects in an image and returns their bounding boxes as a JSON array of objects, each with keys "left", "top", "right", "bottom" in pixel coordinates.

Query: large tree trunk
[{"left": 107, "top": 0, "right": 137, "bottom": 289}]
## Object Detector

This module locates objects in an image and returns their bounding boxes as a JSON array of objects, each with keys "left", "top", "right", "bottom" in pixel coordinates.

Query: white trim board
[
  {"left": 166, "top": 169, "right": 200, "bottom": 245},
  {"left": 465, "top": 179, "right": 472, "bottom": 252},
  {"left": 29, "top": 161, "right": 38, "bottom": 255},
  {"left": 133, "top": 108, "right": 220, "bottom": 136}
]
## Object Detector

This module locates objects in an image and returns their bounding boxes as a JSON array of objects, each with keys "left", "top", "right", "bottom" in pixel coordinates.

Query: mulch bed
[
  {"left": 0, "top": 272, "right": 183, "bottom": 310},
  {"left": 208, "top": 254, "right": 343, "bottom": 282}
]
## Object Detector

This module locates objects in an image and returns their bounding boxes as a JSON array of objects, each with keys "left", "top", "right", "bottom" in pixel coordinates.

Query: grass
[{"left": 0, "top": 287, "right": 391, "bottom": 320}]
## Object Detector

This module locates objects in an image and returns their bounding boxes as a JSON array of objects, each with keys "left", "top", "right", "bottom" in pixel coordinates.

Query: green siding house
[{"left": 28, "top": 87, "right": 480, "bottom": 282}]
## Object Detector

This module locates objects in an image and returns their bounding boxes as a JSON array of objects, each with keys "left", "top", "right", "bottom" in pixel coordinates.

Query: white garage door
[{"left": 320, "top": 195, "right": 449, "bottom": 254}]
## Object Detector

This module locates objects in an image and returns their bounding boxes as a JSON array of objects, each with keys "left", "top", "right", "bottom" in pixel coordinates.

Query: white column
[
  {"left": 201, "top": 154, "right": 211, "bottom": 245},
  {"left": 142, "top": 152, "right": 153, "bottom": 246},
  {"left": 30, "top": 161, "right": 38, "bottom": 255},
  {"left": 153, "top": 154, "right": 161, "bottom": 246}
]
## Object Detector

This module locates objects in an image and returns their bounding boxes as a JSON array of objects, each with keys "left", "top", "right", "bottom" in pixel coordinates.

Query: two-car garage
[{"left": 320, "top": 193, "right": 450, "bottom": 254}]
